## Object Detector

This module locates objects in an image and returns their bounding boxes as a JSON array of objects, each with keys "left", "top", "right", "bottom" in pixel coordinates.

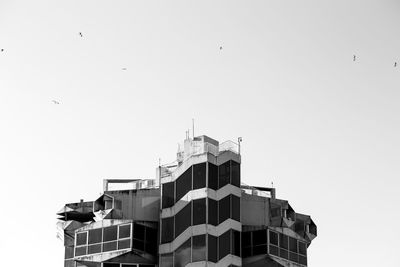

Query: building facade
[{"left": 57, "top": 135, "right": 317, "bottom": 267}]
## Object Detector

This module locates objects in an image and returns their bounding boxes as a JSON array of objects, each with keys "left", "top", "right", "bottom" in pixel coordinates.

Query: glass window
[
  {"left": 298, "top": 241, "right": 307, "bottom": 255},
  {"left": 118, "top": 239, "right": 131, "bottom": 250},
  {"left": 119, "top": 224, "right": 131, "bottom": 239},
  {"left": 160, "top": 253, "right": 173, "bottom": 267},
  {"left": 231, "top": 195, "right": 240, "bottom": 222},
  {"left": 289, "top": 237, "right": 298, "bottom": 253},
  {"left": 232, "top": 230, "right": 241, "bottom": 257},
  {"left": 269, "top": 230, "right": 278, "bottom": 246},
  {"left": 134, "top": 223, "right": 145, "bottom": 240},
  {"left": 253, "top": 230, "right": 267, "bottom": 246},
  {"left": 88, "top": 229, "right": 102, "bottom": 244},
  {"left": 103, "top": 226, "right": 118, "bottom": 242},
  {"left": 230, "top": 161, "right": 240, "bottom": 187},
  {"left": 208, "top": 163, "right": 218, "bottom": 190},
  {"left": 208, "top": 198, "right": 218, "bottom": 226},
  {"left": 145, "top": 227, "right": 157, "bottom": 243},
  {"left": 176, "top": 167, "right": 192, "bottom": 201},
  {"left": 219, "top": 195, "right": 230, "bottom": 224},
  {"left": 175, "top": 203, "right": 191, "bottom": 238},
  {"left": 279, "top": 248, "right": 289, "bottom": 259},
  {"left": 103, "top": 241, "right": 117, "bottom": 252},
  {"left": 88, "top": 244, "right": 101, "bottom": 254},
  {"left": 242, "top": 231, "right": 251, "bottom": 248},
  {"left": 289, "top": 252, "right": 298, "bottom": 263},
  {"left": 174, "top": 238, "right": 191, "bottom": 267},
  {"left": 103, "top": 264, "right": 120, "bottom": 267},
  {"left": 75, "top": 246, "right": 87, "bottom": 256},
  {"left": 243, "top": 247, "right": 252, "bottom": 258},
  {"left": 193, "top": 163, "right": 206, "bottom": 189},
  {"left": 145, "top": 241, "right": 157, "bottom": 255},
  {"left": 76, "top": 232, "right": 87, "bottom": 246},
  {"left": 269, "top": 244, "right": 279, "bottom": 256},
  {"left": 299, "top": 255, "right": 307, "bottom": 265},
  {"left": 162, "top": 182, "right": 175, "bottom": 209},
  {"left": 65, "top": 246, "right": 74, "bottom": 259},
  {"left": 193, "top": 198, "right": 206, "bottom": 225},
  {"left": 208, "top": 234, "right": 218, "bottom": 263},
  {"left": 279, "top": 233, "right": 288, "bottom": 249},
  {"left": 218, "top": 161, "right": 230, "bottom": 189},
  {"left": 161, "top": 217, "right": 174, "bottom": 243},
  {"left": 219, "top": 230, "right": 231, "bottom": 260},
  {"left": 132, "top": 239, "right": 145, "bottom": 250},
  {"left": 253, "top": 245, "right": 267, "bottom": 256},
  {"left": 192, "top": 235, "right": 206, "bottom": 262}
]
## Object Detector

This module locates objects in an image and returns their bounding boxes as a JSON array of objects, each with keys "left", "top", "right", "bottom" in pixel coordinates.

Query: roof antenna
[
  {"left": 192, "top": 118, "right": 195, "bottom": 139},
  {"left": 271, "top": 181, "right": 274, "bottom": 188}
]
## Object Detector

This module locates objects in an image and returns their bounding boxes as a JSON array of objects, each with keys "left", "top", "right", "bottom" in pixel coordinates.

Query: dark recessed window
[
  {"left": 219, "top": 195, "right": 230, "bottom": 224},
  {"left": 146, "top": 227, "right": 157, "bottom": 243},
  {"left": 299, "top": 255, "right": 307, "bottom": 265},
  {"left": 175, "top": 203, "right": 191, "bottom": 238},
  {"left": 208, "top": 198, "right": 218, "bottom": 226},
  {"left": 253, "top": 245, "right": 267, "bottom": 256},
  {"left": 231, "top": 195, "right": 240, "bottom": 222},
  {"left": 279, "top": 248, "right": 289, "bottom": 259},
  {"left": 176, "top": 167, "right": 192, "bottom": 201},
  {"left": 162, "top": 182, "right": 175, "bottom": 209},
  {"left": 269, "top": 231, "right": 278, "bottom": 246},
  {"left": 118, "top": 239, "right": 131, "bottom": 250},
  {"left": 208, "top": 234, "right": 218, "bottom": 263},
  {"left": 219, "top": 230, "right": 231, "bottom": 260},
  {"left": 119, "top": 224, "right": 131, "bottom": 239},
  {"left": 174, "top": 238, "right": 191, "bottom": 267},
  {"left": 103, "top": 226, "right": 118, "bottom": 242},
  {"left": 279, "top": 233, "right": 288, "bottom": 249},
  {"left": 298, "top": 241, "right": 307, "bottom": 256},
  {"left": 103, "top": 264, "right": 120, "bottom": 267},
  {"left": 218, "top": 161, "right": 230, "bottom": 189},
  {"left": 65, "top": 246, "right": 74, "bottom": 259},
  {"left": 103, "top": 241, "right": 117, "bottom": 252},
  {"left": 231, "top": 161, "right": 240, "bottom": 187},
  {"left": 161, "top": 217, "right": 174, "bottom": 244},
  {"left": 269, "top": 244, "right": 279, "bottom": 256},
  {"left": 75, "top": 246, "right": 87, "bottom": 256},
  {"left": 289, "top": 237, "right": 298, "bottom": 253},
  {"left": 289, "top": 252, "right": 298, "bottom": 263},
  {"left": 76, "top": 232, "right": 87, "bottom": 246},
  {"left": 192, "top": 235, "right": 206, "bottom": 262},
  {"left": 134, "top": 223, "right": 145, "bottom": 240},
  {"left": 88, "top": 244, "right": 101, "bottom": 254},
  {"left": 232, "top": 230, "right": 241, "bottom": 257},
  {"left": 242, "top": 231, "right": 251, "bottom": 248},
  {"left": 160, "top": 253, "right": 173, "bottom": 267},
  {"left": 193, "top": 198, "right": 206, "bottom": 225},
  {"left": 193, "top": 163, "right": 206, "bottom": 189},
  {"left": 132, "top": 239, "right": 145, "bottom": 250},
  {"left": 253, "top": 230, "right": 267, "bottom": 246},
  {"left": 243, "top": 247, "right": 252, "bottom": 258},
  {"left": 88, "top": 228, "right": 102, "bottom": 244},
  {"left": 208, "top": 163, "right": 218, "bottom": 190}
]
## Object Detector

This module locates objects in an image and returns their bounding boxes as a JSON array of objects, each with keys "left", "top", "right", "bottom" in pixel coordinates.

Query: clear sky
[{"left": 0, "top": 0, "right": 399, "bottom": 266}]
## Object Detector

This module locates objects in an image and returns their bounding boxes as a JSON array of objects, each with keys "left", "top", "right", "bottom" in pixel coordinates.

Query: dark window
[
  {"left": 75, "top": 246, "right": 87, "bottom": 256},
  {"left": 269, "top": 231, "right": 278, "bottom": 246},
  {"left": 231, "top": 161, "right": 240, "bottom": 187},
  {"left": 219, "top": 195, "right": 230, "bottom": 224},
  {"left": 299, "top": 255, "right": 307, "bottom": 265},
  {"left": 174, "top": 238, "right": 191, "bottom": 267},
  {"left": 253, "top": 245, "right": 267, "bottom": 256},
  {"left": 76, "top": 232, "right": 87, "bottom": 246},
  {"left": 118, "top": 239, "right": 131, "bottom": 250},
  {"left": 103, "top": 241, "right": 117, "bottom": 252},
  {"left": 231, "top": 195, "right": 240, "bottom": 222},
  {"left": 289, "top": 237, "right": 298, "bottom": 253},
  {"left": 175, "top": 203, "right": 191, "bottom": 238},
  {"left": 65, "top": 246, "right": 74, "bottom": 259},
  {"left": 208, "top": 163, "right": 218, "bottom": 190},
  {"left": 232, "top": 230, "right": 241, "bottom": 257},
  {"left": 218, "top": 161, "right": 230, "bottom": 189},
  {"left": 269, "top": 244, "right": 279, "bottom": 256},
  {"left": 88, "top": 244, "right": 101, "bottom": 254},
  {"left": 192, "top": 235, "right": 206, "bottom": 262},
  {"left": 132, "top": 239, "right": 145, "bottom": 250},
  {"left": 208, "top": 198, "right": 218, "bottom": 226},
  {"left": 145, "top": 241, "right": 157, "bottom": 255},
  {"left": 193, "top": 163, "right": 206, "bottom": 189},
  {"left": 134, "top": 223, "right": 145, "bottom": 240},
  {"left": 289, "top": 252, "right": 298, "bottom": 263},
  {"left": 253, "top": 230, "right": 267, "bottom": 246},
  {"left": 146, "top": 227, "right": 157, "bottom": 243},
  {"left": 219, "top": 230, "right": 231, "bottom": 260},
  {"left": 242, "top": 231, "right": 251, "bottom": 248},
  {"left": 208, "top": 234, "right": 218, "bottom": 263},
  {"left": 161, "top": 217, "right": 174, "bottom": 243},
  {"left": 176, "top": 167, "right": 192, "bottom": 201},
  {"left": 88, "top": 229, "right": 102, "bottom": 244},
  {"left": 279, "top": 248, "right": 289, "bottom": 259},
  {"left": 271, "top": 207, "right": 281, "bottom": 218},
  {"left": 104, "top": 264, "right": 120, "bottom": 267},
  {"left": 119, "top": 224, "right": 131, "bottom": 239},
  {"left": 243, "top": 247, "right": 252, "bottom": 258},
  {"left": 298, "top": 241, "right": 307, "bottom": 255},
  {"left": 103, "top": 226, "right": 118, "bottom": 242},
  {"left": 162, "top": 182, "right": 175, "bottom": 209},
  {"left": 193, "top": 198, "right": 206, "bottom": 225},
  {"left": 160, "top": 253, "right": 173, "bottom": 267},
  {"left": 279, "top": 233, "right": 288, "bottom": 249}
]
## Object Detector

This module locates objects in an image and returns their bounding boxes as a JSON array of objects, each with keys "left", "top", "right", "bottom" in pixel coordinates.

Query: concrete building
[{"left": 57, "top": 135, "right": 317, "bottom": 267}]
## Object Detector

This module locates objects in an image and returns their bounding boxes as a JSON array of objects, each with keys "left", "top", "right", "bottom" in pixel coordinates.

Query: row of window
[
  {"left": 161, "top": 195, "right": 240, "bottom": 244},
  {"left": 160, "top": 230, "right": 240, "bottom": 267},
  {"left": 162, "top": 160, "right": 240, "bottom": 208}
]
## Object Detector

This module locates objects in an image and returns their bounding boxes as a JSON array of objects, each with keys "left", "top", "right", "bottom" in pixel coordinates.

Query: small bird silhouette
[
  {"left": 122, "top": 68, "right": 127, "bottom": 71},
  {"left": 52, "top": 100, "right": 60, "bottom": 105},
  {"left": 79, "top": 32, "right": 83, "bottom": 37},
  {"left": 395, "top": 62, "right": 397, "bottom": 67},
  {"left": 220, "top": 46, "right": 223, "bottom": 50},
  {"left": 353, "top": 55, "right": 356, "bottom": 61},
  {"left": 0, "top": 49, "right": 3, "bottom": 52}
]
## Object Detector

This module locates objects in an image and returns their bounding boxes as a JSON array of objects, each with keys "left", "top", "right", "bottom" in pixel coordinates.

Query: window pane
[
  {"left": 161, "top": 217, "right": 174, "bottom": 243},
  {"left": 243, "top": 247, "right": 252, "bottom": 258},
  {"left": 193, "top": 198, "right": 206, "bottom": 225},
  {"left": 132, "top": 239, "right": 145, "bottom": 250},
  {"left": 208, "top": 198, "right": 218, "bottom": 226},
  {"left": 193, "top": 163, "right": 206, "bottom": 189},
  {"left": 103, "top": 226, "right": 118, "bottom": 242},
  {"left": 231, "top": 195, "right": 240, "bottom": 222},
  {"left": 298, "top": 241, "right": 307, "bottom": 256},
  {"left": 162, "top": 182, "right": 175, "bottom": 209},
  {"left": 88, "top": 229, "right": 102, "bottom": 244},
  {"left": 145, "top": 241, "right": 157, "bottom": 255},
  {"left": 253, "top": 230, "right": 267, "bottom": 246},
  {"left": 289, "top": 252, "right": 298, "bottom": 263},
  {"left": 299, "top": 255, "right": 307, "bottom": 265},
  {"left": 218, "top": 161, "right": 230, "bottom": 189},
  {"left": 269, "top": 231, "right": 278, "bottom": 246},
  {"left": 253, "top": 245, "right": 267, "bottom": 256},
  {"left": 75, "top": 246, "right": 87, "bottom": 256},
  {"left": 65, "top": 246, "right": 74, "bottom": 259},
  {"left": 219, "top": 195, "right": 230, "bottom": 224},
  {"left": 146, "top": 227, "right": 157, "bottom": 243},
  {"left": 269, "top": 244, "right": 279, "bottom": 256},
  {"left": 279, "top": 248, "right": 289, "bottom": 259},
  {"left": 175, "top": 203, "right": 192, "bottom": 238},
  {"left": 208, "top": 234, "right": 218, "bottom": 263},
  {"left": 192, "top": 235, "right": 206, "bottom": 262},
  {"left": 174, "top": 238, "right": 191, "bottom": 267},
  {"left": 118, "top": 239, "right": 131, "bottom": 250},
  {"left": 242, "top": 231, "right": 251, "bottom": 248},
  {"left": 88, "top": 244, "right": 101, "bottom": 254},
  {"left": 76, "top": 232, "right": 87, "bottom": 246},
  {"left": 231, "top": 161, "right": 240, "bottom": 187},
  {"left": 279, "top": 233, "right": 288, "bottom": 249},
  {"left": 289, "top": 237, "right": 298, "bottom": 253},
  {"left": 160, "top": 253, "right": 173, "bottom": 267},
  {"left": 134, "top": 223, "right": 145, "bottom": 240},
  {"left": 232, "top": 230, "right": 241, "bottom": 257},
  {"left": 208, "top": 163, "right": 218, "bottom": 190},
  {"left": 103, "top": 241, "right": 117, "bottom": 252},
  {"left": 119, "top": 224, "right": 131, "bottom": 239},
  {"left": 176, "top": 167, "right": 192, "bottom": 201},
  {"left": 104, "top": 264, "right": 120, "bottom": 267},
  {"left": 219, "top": 230, "right": 231, "bottom": 260}
]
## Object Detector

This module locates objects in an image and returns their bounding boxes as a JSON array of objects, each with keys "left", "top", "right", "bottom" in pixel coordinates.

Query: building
[{"left": 57, "top": 135, "right": 317, "bottom": 267}]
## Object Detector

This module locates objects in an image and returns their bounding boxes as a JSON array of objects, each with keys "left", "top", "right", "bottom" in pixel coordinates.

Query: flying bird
[
  {"left": 79, "top": 32, "right": 83, "bottom": 37},
  {"left": 353, "top": 55, "right": 356, "bottom": 61},
  {"left": 52, "top": 100, "right": 60, "bottom": 105},
  {"left": 220, "top": 46, "right": 223, "bottom": 50},
  {"left": 395, "top": 62, "right": 397, "bottom": 67},
  {"left": 0, "top": 49, "right": 3, "bottom": 52},
  {"left": 122, "top": 68, "right": 127, "bottom": 70}
]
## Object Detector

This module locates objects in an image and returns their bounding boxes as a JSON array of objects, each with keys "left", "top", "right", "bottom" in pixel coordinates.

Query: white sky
[{"left": 1, "top": 0, "right": 399, "bottom": 266}]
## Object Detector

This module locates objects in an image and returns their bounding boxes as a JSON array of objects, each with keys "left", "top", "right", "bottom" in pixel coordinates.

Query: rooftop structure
[{"left": 57, "top": 135, "right": 317, "bottom": 267}]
